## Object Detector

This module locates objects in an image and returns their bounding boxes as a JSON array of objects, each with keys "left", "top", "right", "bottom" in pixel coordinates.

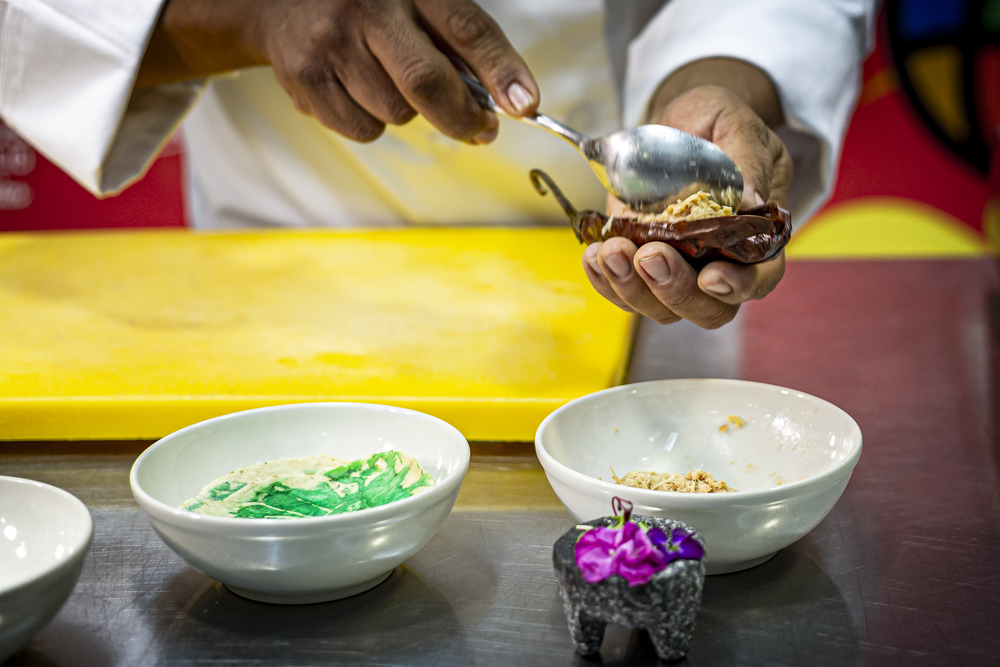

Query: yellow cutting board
[{"left": 0, "top": 227, "right": 632, "bottom": 441}]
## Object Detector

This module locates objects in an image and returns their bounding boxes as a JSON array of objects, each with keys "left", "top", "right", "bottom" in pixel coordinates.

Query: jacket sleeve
[
  {"left": 623, "top": 0, "right": 879, "bottom": 222},
  {"left": 0, "top": 0, "right": 207, "bottom": 196}
]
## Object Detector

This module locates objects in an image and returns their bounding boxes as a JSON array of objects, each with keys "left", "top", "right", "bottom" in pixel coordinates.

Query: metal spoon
[{"left": 460, "top": 72, "right": 743, "bottom": 213}]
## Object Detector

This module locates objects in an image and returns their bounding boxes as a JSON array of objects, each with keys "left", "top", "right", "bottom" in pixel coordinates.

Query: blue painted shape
[{"left": 898, "top": 0, "right": 968, "bottom": 42}]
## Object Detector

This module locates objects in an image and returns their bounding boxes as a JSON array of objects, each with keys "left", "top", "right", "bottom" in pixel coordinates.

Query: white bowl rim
[
  {"left": 129, "top": 402, "right": 471, "bottom": 531},
  {"left": 0, "top": 475, "right": 93, "bottom": 596},
  {"left": 535, "top": 378, "right": 863, "bottom": 505}
]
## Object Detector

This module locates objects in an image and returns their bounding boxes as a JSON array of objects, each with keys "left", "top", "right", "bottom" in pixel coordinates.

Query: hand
[
  {"left": 583, "top": 77, "right": 792, "bottom": 329},
  {"left": 141, "top": 0, "right": 539, "bottom": 144}
]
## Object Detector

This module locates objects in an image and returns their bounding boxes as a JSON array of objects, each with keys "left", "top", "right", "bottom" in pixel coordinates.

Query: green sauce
[{"left": 181, "top": 450, "right": 435, "bottom": 519}]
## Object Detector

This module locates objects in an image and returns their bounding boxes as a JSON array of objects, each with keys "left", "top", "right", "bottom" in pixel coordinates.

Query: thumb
[{"left": 715, "top": 120, "right": 774, "bottom": 209}]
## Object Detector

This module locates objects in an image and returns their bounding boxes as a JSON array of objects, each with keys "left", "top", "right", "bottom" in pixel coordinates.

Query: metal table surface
[{"left": 3, "top": 259, "right": 1000, "bottom": 666}]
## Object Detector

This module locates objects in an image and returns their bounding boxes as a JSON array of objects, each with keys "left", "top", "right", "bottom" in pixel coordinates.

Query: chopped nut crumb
[
  {"left": 633, "top": 191, "right": 735, "bottom": 224},
  {"left": 610, "top": 467, "right": 735, "bottom": 493},
  {"left": 719, "top": 415, "right": 746, "bottom": 433}
]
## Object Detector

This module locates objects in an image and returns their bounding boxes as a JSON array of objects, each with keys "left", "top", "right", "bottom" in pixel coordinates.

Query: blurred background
[{"left": 1, "top": 1, "right": 998, "bottom": 256}]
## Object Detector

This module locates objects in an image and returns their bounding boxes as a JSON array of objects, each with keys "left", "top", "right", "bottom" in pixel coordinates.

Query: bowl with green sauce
[{"left": 130, "top": 403, "right": 470, "bottom": 604}]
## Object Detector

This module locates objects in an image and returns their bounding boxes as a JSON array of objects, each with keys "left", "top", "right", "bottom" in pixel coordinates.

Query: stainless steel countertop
[
  {"left": 4, "top": 259, "right": 1000, "bottom": 666},
  {"left": 14, "top": 506, "right": 872, "bottom": 667}
]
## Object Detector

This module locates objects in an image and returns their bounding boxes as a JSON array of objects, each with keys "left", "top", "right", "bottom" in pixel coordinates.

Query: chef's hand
[
  {"left": 139, "top": 0, "right": 539, "bottom": 144},
  {"left": 583, "top": 59, "right": 792, "bottom": 329}
]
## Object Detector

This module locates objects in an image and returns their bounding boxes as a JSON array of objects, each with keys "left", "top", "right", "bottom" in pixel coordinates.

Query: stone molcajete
[
  {"left": 552, "top": 498, "right": 706, "bottom": 661},
  {"left": 530, "top": 169, "right": 791, "bottom": 268}
]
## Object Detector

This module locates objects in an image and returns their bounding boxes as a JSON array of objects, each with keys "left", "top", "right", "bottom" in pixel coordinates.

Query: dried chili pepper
[{"left": 530, "top": 169, "right": 791, "bottom": 266}]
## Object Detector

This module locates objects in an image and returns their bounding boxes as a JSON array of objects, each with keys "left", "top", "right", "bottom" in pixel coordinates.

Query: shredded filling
[
  {"left": 611, "top": 467, "right": 735, "bottom": 493},
  {"left": 632, "top": 191, "right": 735, "bottom": 224}
]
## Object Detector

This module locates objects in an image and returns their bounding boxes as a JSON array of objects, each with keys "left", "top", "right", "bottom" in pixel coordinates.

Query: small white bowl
[
  {"left": 0, "top": 477, "right": 92, "bottom": 663},
  {"left": 130, "top": 403, "right": 470, "bottom": 604},
  {"left": 536, "top": 379, "right": 862, "bottom": 574}
]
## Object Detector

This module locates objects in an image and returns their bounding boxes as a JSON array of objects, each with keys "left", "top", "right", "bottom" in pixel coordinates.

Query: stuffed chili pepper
[{"left": 529, "top": 169, "right": 792, "bottom": 267}]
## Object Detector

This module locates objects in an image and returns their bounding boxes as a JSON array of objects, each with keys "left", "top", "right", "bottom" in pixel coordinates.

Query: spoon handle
[
  {"left": 459, "top": 71, "right": 501, "bottom": 113},
  {"left": 458, "top": 72, "right": 589, "bottom": 152}
]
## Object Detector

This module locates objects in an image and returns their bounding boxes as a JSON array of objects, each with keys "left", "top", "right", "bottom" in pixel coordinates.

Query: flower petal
[
  {"left": 647, "top": 527, "right": 668, "bottom": 549},
  {"left": 670, "top": 529, "right": 705, "bottom": 561},
  {"left": 618, "top": 559, "right": 667, "bottom": 586}
]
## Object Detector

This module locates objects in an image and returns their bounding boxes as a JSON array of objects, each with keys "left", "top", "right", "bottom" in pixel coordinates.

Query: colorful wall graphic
[
  {"left": 1, "top": 1, "right": 997, "bottom": 258},
  {"left": 789, "top": 0, "right": 999, "bottom": 258}
]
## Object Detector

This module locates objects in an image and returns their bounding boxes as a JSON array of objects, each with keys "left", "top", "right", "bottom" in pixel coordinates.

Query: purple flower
[
  {"left": 650, "top": 527, "right": 705, "bottom": 562},
  {"left": 575, "top": 522, "right": 704, "bottom": 587},
  {"left": 575, "top": 521, "right": 666, "bottom": 586}
]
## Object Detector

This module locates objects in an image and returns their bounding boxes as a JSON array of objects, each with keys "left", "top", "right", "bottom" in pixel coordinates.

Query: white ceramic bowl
[
  {"left": 536, "top": 379, "right": 862, "bottom": 574},
  {"left": 130, "top": 403, "right": 470, "bottom": 604},
  {"left": 0, "top": 477, "right": 92, "bottom": 663}
]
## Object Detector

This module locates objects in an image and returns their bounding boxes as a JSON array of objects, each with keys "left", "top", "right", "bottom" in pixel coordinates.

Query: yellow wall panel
[{"left": 788, "top": 198, "right": 986, "bottom": 259}]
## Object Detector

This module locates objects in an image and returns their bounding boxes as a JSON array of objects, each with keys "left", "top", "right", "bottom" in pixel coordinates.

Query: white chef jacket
[{"left": 0, "top": 0, "right": 877, "bottom": 229}]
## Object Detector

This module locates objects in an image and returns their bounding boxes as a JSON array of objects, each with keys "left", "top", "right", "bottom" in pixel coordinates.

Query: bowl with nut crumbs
[{"left": 535, "top": 379, "right": 861, "bottom": 574}]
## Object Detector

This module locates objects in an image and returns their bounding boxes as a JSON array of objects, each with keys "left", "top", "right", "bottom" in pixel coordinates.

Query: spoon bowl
[
  {"left": 461, "top": 73, "right": 743, "bottom": 212},
  {"left": 585, "top": 124, "right": 743, "bottom": 212}
]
